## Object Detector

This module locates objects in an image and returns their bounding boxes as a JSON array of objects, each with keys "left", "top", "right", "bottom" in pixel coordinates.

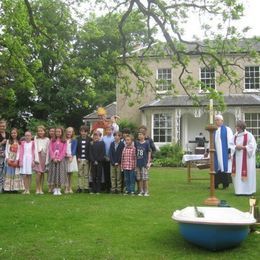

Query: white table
[{"left": 182, "top": 154, "right": 210, "bottom": 183}]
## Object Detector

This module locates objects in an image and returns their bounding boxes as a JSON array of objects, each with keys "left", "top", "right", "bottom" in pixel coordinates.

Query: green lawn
[{"left": 0, "top": 168, "right": 259, "bottom": 260}]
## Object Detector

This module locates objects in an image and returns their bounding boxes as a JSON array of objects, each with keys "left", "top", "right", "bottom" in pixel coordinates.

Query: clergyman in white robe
[
  {"left": 232, "top": 130, "right": 257, "bottom": 195},
  {"left": 214, "top": 115, "right": 233, "bottom": 189}
]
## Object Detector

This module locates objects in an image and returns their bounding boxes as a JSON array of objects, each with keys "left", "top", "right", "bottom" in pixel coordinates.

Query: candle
[{"left": 209, "top": 99, "right": 213, "bottom": 124}]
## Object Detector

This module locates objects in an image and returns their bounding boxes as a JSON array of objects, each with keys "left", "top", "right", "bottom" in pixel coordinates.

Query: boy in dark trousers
[
  {"left": 109, "top": 132, "right": 124, "bottom": 194},
  {"left": 89, "top": 131, "right": 105, "bottom": 194},
  {"left": 76, "top": 125, "right": 92, "bottom": 193}
]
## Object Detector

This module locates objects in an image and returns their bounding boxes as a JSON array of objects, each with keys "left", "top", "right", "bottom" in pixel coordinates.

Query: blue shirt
[
  {"left": 103, "top": 135, "right": 114, "bottom": 157},
  {"left": 135, "top": 140, "right": 150, "bottom": 167}
]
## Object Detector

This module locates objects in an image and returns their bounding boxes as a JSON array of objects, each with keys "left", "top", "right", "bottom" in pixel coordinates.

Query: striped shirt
[{"left": 121, "top": 145, "right": 136, "bottom": 170}]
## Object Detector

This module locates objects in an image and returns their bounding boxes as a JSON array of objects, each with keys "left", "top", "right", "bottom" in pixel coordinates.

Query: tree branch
[{"left": 23, "top": 0, "right": 52, "bottom": 40}]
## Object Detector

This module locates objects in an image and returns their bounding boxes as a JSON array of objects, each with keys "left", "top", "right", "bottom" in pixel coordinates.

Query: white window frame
[
  {"left": 199, "top": 67, "right": 216, "bottom": 93},
  {"left": 245, "top": 113, "right": 260, "bottom": 140},
  {"left": 152, "top": 113, "right": 173, "bottom": 144},
  {"left": 156, "top": 68, "right": 172, "bottom": 94},
  {"left": 244, "top": 66, "right": 260, "bottom": 92}
]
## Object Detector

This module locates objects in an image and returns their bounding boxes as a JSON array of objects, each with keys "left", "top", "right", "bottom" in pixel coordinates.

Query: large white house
[{"left": 116, "top": 40, "right": 260, "bottom": 151}]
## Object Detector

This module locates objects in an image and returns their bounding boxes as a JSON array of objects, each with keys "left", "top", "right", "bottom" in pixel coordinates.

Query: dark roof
[
  {"left": 139, "top": 94, "right": 260, "bottom": 110},
  {"left": 129, "top": 38, "right": 260, "bottom": 57},
  {"left": 83, "top": 102, "right": 117, "bottom": 120}
]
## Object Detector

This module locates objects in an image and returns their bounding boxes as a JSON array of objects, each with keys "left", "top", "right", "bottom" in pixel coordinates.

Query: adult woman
[{"left": 232, "top": 120, "right": 257, "bottom": 195}]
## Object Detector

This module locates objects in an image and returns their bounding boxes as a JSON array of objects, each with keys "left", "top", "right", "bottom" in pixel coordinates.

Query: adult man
[
  {"left": 214, "top": 114, "right": 233, "bottom": 189},
  {"left": 232, "top": 120, "right": 256, "bottom": 195},
  {"left": 91, "top": 107, "right": 119, "bottom": 137}
]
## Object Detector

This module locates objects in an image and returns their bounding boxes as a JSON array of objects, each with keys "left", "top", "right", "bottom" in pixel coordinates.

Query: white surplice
[
  {"left": 215, "top": 125, "right": 233, "bottom": 172},
  {"left": 232, "top": 130, "right": 257, "bottom": 195}
]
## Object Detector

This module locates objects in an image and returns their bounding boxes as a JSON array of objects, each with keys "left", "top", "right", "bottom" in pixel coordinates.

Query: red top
[{"left": 121, "top": 145, "right": 136, "bottom": 170}]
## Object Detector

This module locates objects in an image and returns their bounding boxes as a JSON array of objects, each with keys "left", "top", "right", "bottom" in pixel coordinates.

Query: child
[
  {"left": 102, "top": 126, "right": 114, "bottom": 193},
  {"left": 0, "top": 119, "right": 9, "bottom": 193},
  {"left": 48, "top": 127, "right": 56, "bottom": 141},
  {"left": 34, "top": 125, "right": 49, "bottom": 194},
  {"left": 48, "top": 127, "right": 67, "bottom": 195},
  {"left": 65, "top": 127, "right": 78, "bottom": 194},
  {"left": 4, "top": 128, "right": 24, "bottom": 192},
  {"left": 89, "top": 131, "right": 105, "bottom": 194},
  {"left": 135, "top": 131, "right": 151, "bottom": 196},
  {"left": 76, "top": 125, "right": 92, "bottom": 193},
  {"left": 109, "top": 132, "right": 124, "bottom": 193},
  {"left": 19, "top": 131, "right": 34, "bottom": 194},
  {"left": 120, "top": 128, "right": 131, "bottom": 192},
  {"left": 138, "top": 125, "right": 156, "bottom": 159},
  {"left": 121, "top": 135, "right": 136, "bottom": 195},
  {"left": 47, "top": 127, "right": 56, "bottom": 192},
  {"left": 121, "top": 128, "right": 131, "bottom": 145}
]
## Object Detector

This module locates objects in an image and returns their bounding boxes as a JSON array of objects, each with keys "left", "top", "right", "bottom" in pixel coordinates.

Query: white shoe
[
  {"left": 53, "top": 188, "right": 58, "bottom": 195},
  {"left": 57, "top": 189, "right": 62, "bottom": 195},
  {"left": 138, "top": 192, "right": 143, "bottom": 196},
  {"left": 144, "top": 193, "right": 150, "bottom": 197}
]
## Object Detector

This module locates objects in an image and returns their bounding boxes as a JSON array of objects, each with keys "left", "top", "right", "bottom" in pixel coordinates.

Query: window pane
[
  {"left": 200, "top": 67, "right": 215, "bottom": 89},
  {"left": 153, "top": 113, "right": 172, "bottom": 143},
  {"left": 245, "top": 66, "right": 260, "bottom": 90},
  {"left": 245, "top": 113, "right": 260, "bottom": 140},
  {"left": 157, "top": 68, "right": 172, "bottom": 91}
]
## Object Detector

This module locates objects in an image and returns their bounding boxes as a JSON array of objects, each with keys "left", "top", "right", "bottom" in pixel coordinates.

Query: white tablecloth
[{"left": 182, "top": 154, "right": 208, "bottom": 164}]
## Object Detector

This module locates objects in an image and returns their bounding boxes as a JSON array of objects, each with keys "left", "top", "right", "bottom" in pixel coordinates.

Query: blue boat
[{"left": 172, "top": 207, "right": 256, "bottom": 251}]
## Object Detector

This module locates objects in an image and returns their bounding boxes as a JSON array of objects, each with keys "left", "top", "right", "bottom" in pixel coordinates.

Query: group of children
[{"left": 0, "top": 119, "right": 156, "bottom": 196}]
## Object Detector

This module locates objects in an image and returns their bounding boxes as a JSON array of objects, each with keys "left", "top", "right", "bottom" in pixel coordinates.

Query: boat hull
[
  {"left": 179, "top": 222, "right": 249, "bottom": 250},
  {"left": 172, "top": 207, "right": 256, "bottom": 251}
]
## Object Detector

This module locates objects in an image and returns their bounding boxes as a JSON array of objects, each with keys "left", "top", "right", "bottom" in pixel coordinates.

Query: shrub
[
  {"left": 26, "top": 118, "right": 61, "bottom": 135},
  {"left": 153, "top": 143, "right": 184, "bottom": 167},
  {"left": 256, "top": 139, "right": 260, "bottom": 168},
  {"left": 118, "top": 119, "right": 138, "bottom": 136}
]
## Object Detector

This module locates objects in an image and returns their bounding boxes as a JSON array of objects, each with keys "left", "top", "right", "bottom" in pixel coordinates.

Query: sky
[
  {"left": 176, "top": 0, "right": 260, "bottom": 40},
  {"left": 238, "top": 0, "right": 260, "bottom": 37},
  {"left": 77, "top": 0, "right": 260, "bottom": 40}
]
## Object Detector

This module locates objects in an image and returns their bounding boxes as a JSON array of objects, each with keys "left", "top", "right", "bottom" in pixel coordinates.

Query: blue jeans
[{"left": 124, "top": 170, "right": 135, "bottom": 193}]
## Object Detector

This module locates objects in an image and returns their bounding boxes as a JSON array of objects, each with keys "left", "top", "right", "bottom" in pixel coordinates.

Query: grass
[{"left": 0, "top": 167, "right": 259, "bottom": 260}]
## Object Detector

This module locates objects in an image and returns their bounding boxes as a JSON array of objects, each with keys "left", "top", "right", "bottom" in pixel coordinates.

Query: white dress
[
  {"left": 21, "top": 142, "right": 33, "bottom": 175},
  {"left": 232, "top": 130, "right": 257, "bottom": 195},
  {"left": 66, "top": 141, "right": 78, "bottom": 173}
]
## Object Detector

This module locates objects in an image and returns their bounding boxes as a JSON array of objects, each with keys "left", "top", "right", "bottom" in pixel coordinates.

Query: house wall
[
  {"left": 117, "top": 52, "right": 260, "bottom": 150},
  {"left": 116, "top": 54, "right": 255, "bottom": 125}
]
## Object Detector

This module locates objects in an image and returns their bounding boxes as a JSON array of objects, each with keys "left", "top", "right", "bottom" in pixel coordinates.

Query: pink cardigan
[
  {"left": 19, "top": 141, "right": 35, "bottom": 167},
  {"left": 49, "top": 139, "right": 67, "bottom": 161}
]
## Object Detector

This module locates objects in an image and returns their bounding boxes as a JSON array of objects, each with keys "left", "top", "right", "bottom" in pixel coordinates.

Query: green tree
[
  {"left": 0, "top": 0, "right": 36, "bottom": 126},
  {"left": 0, "top": 0, "right": 152, "bottom": 130},
  {"left": 0, "top": 0, "right": 95, "bottom": 129},
  {"left": 26, "top": 0, "right": 95, "bottom": 128},
  {"left": 75, "top": 11, "right": 152, "bottom": 110}
]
